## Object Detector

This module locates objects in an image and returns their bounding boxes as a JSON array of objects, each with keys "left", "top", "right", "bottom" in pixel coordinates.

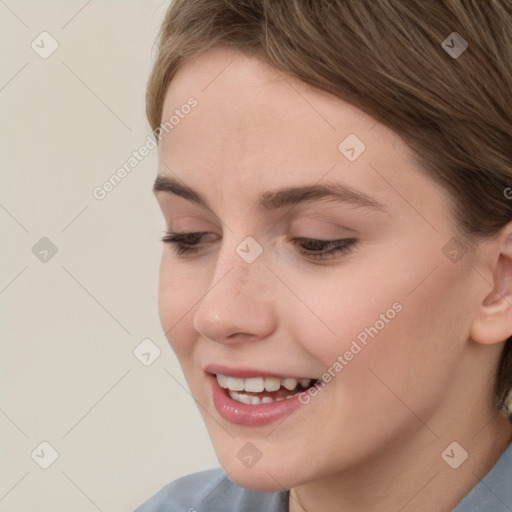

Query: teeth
[
  {"left": 217, "top": 373, "right": 316, "bottom": 405},
  {"left": 228, "top": 389, "right": 303, "bottom": 405},
  {"left": 216, "top": 374, "right": 313, "bottom": 393},
  {"left": 228, "top": 390, "right": 252, "bottom": 405},
  {"left": 282, "top": 378, "right": 298, "bottom": 390},
  {"left": 226, "top": 376, "right": 244, "bottom": 391},
  {"left": 244, "top": 377, "right": 264, "bottom": 392},
  {"left": 264, "top": 377, "right": 281, "bottom": 392},
  {"left": 216, "top": 374, "right": 229, "bottom": 389}
]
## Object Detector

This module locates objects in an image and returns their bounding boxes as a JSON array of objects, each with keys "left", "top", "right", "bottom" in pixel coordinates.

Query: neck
[{"left": 289, "top": 412, "right": 512, "bottom": 512}]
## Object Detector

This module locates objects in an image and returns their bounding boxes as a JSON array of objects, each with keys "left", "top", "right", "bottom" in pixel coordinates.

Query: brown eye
[
  {"left": 294, "top": 237, "right": 357, "bottom": 260},
  {"left": 161, "top": 232, "right": 215, "bottom": 256}
]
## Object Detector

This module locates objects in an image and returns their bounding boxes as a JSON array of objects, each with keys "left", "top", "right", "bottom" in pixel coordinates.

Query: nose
[{"left": 192, "top": 243, "right": 277, "bottom": 345}]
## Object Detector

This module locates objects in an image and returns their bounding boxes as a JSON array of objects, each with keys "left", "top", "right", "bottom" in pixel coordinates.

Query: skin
[{"left": 154, "top": 47, "right": 512, "bottom": 512}]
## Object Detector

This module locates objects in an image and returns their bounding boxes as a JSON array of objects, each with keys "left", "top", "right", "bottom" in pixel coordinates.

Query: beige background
[{"left": 0, "top": 1, "right": 218, "bottom": 510}]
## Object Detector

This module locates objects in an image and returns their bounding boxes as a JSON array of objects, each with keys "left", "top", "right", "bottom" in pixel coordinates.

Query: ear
[{"left": 471, "top": 222, "right": 512, "bottom": 345}]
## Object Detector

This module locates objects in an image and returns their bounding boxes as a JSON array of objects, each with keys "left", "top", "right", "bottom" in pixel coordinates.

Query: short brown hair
[{"left": 146, "top": 0, "right": 512, "bottom": 413}]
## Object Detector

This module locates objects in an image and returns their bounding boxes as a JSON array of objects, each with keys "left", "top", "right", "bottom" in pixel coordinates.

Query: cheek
[
  {"left": 279, "top": 265, "right": 408, "bottom": 369},
  {"left": 350, "top": 267, "right": 471, "bottom": 421},
  {"left": 157, "top": 256, "right": 201, "bottom": 359},
  {"left": 283, "top": 258, "right": 472, "bottom": 410}
]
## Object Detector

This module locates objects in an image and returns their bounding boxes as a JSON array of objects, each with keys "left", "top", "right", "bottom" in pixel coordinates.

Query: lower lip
[{"left": 209, "top": 373, "right": 311, "bottom": 427}]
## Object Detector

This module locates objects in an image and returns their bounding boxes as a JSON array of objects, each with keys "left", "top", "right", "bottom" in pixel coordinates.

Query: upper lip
[{"left": 204, "top": 364, "right": 316, "bottom": 380}]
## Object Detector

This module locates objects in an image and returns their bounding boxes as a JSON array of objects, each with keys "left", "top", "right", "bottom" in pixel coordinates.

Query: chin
[
  {"left": 220, "top": 458, "right": 309, "bottom": 493},
  {"left": 226, "top": 469, "right": 290, "bottom": 492}
]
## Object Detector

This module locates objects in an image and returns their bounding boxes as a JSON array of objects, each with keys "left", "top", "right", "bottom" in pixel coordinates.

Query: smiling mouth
[{"left": 216, "top": 373, "right": 320, "bottom": 405}]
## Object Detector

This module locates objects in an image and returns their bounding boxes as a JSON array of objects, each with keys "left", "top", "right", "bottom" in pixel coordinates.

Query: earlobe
[{"left": 471, "top": 224, "right": 512, "bottom": 346}]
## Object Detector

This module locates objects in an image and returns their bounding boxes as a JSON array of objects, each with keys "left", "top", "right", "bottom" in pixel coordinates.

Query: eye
[
  {"left": 293, "top": 237, "right": 357, "bottom": 260},
  {"left": 161, "top": 231, "right": 357, "bottom": 261},
  {"left": 160, "top": 231, "right": 216, "bottom": 256}
]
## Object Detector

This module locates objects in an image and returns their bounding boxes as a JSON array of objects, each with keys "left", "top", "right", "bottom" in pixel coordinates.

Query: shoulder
[{"left": 133, "top": 467, "right": 289, "bottom": 512}]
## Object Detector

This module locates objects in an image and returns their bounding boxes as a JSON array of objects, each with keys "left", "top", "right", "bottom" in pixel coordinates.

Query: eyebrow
[{"left": 153, "top": 174, "right": 384, "bottom": 211}]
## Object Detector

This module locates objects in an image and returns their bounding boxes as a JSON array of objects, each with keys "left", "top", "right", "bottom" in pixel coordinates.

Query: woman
[{"left": 135, "top": 1, "right": 512, "bottom": 510}]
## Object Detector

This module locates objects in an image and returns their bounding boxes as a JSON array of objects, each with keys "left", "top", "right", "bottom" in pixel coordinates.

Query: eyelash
[{"left": 160, "top": 231, "right": 357, "bottom": 261}]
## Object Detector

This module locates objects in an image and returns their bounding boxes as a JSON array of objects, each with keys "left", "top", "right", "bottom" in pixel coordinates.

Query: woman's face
[{"left": 155, "top": 47, "right": 491, "bottom": 491}]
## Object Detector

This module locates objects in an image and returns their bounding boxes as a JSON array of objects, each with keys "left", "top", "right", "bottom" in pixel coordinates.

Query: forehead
[
  {"left": 161, "top": 47, "right": 377, "bottom": 162},
  {"left": 158, "top": 47, "right": 449, "bottom": 223}
]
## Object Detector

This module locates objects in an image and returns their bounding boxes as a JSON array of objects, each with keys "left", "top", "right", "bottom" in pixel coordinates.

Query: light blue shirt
[{"left": 134, "top": 441, "right": 512, "bottom": 511}]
